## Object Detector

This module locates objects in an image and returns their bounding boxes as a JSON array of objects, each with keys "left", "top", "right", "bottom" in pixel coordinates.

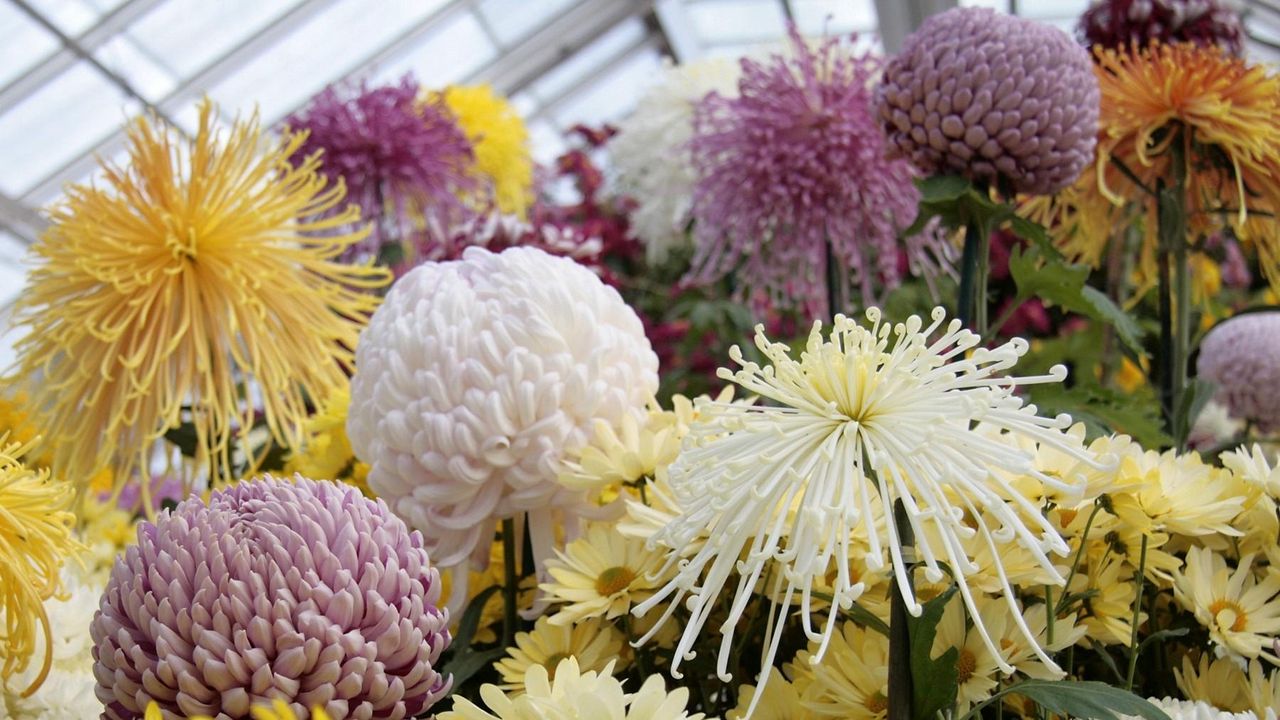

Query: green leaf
[
  {"left": 908, "top": 587, "right": 959, "bottom": 720},
  {"left": 1137, "top": 627, "right": 1189, "bottom": 654},
  {"left": 1007, "top": 214, "right": 1061, "bottom": 260},
  {"left": 1008, "top": 246, "right": 1093, "bottom": 313},
  {"left": 1180, "top": 379, "right": 1216, "bottom": 437},
  {"left": 1028, "top": 385, "right": 1171, "bottom": 448},
  {"left": 1002, "top": 680, "right": 1172, "bottom": 720},
  {"left": 1081, "top": 286, "right": 1147, "bottom": 358},
  {"left": 917, "top": 175, "right": 972, "bottom": 203},
  {"left": 164, "top": 422, "right": 200, "bottom": 458},
  {"left": 443, "top": 647, "right": 507, "bottom": 694},
  {"left": 452, "top": 585, "right": 503, "bottom": 652}
]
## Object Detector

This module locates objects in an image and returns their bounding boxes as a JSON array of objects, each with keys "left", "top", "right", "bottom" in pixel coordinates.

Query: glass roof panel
[
  {"left": 0, "top": 61, "right": 132, "bottom": 196},
  {"left": 529, "top": 17, "right": 646, "bottom": 103},
  {"left": 96, "top": 34, "right": 178, "bottom": 100},
  {"left": 549, "top": 46, "right": 662, "bottom": 130},
  {"left": 790, "top": 0, "right": 877, "bottom": 34},
  {"left": 477, "top": 0, "right": 576, "bottom": 47},
  {"left": 0, "top": 3, "right": 60, "bottom": 88},
  {"left": 25, "top": 0, "right": 124, "bottom": 36},
  {"left": 123, "top": 0, "right": 305, "bottom": 81},
  {"left": 686, "top": 0, "right": 787, "bottom": 45},
  {"left": 374, "top": 9, "right": 498, "bottom": 88},
  {"left": 205, "top": 0, "right": 446, "bottom": 123}
]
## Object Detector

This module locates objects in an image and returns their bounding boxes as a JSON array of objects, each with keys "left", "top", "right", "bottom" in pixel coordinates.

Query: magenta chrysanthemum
[
  {"left": 1197, "top": 312, "right": 1280, "bottom": 432},
  {"left": 284, "top": 77, "right": 475, "bottom": 258},
  {"left": 1079, "top": 0, "right": 1244, "bottom": 56},
  {"left": 877, "top": 7, "right": 1099, "bottom": 196},
  {"left": 687, "top": 27, "right": 936, "bottom": 315},
  {"left": 90, "top": 475, "right": 450, "bottom": 720},
  {"left": 417, "top": 212, "right": 605, "bottom": 277}
]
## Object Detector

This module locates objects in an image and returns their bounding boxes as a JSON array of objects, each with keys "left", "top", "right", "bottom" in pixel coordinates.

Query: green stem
[
  {"left": 501, "top": 517, "right": 519, "bottom": 649},
  {"left": 888, "top": 497, "right": 915, "bottom": 720},
  {"left": 1055, "top": 501, "right": 1105, "bottom": 616},
  {"left": 1045, "top": 586, "right": 1055, "bottom": 648},
  {"left": 1124, "top": 534, "right": 1150, "bottom": 691},
  {"left": 956, "top": 216, "right": 993, "bottom": 334},
  {"left": 1155, "top": 127, "right": 1191, "bottom": 449}
]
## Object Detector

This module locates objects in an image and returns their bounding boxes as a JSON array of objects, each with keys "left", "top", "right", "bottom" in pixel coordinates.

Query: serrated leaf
[
  {"left": 908, "top": 586, "right": 959, "bottom": 720},
  {"left": 1008, "top": 246, "right": 1093, "bottom": 313},
  {"left": 1007, "top": 214, "right": 1061, "bottom": 259},
  {"left": 1081, "top": 286, "right": 1147, "bottom": 357},
  {"left": 1004, "top": 680, "right": 1171, "bottom": 720},
  {"left": 1028, "top": 385, "right": 1171, "bottom": 448}
]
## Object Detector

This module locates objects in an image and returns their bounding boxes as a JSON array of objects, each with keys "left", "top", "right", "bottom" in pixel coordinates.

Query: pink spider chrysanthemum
[
  {"left": 687, "top": 27, "right": 947, "bottom": 316},
  {"left": 284, "top": 76, "right": 475, "bottom": 259}
]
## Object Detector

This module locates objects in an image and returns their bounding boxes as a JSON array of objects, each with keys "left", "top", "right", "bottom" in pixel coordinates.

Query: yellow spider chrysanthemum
[
  {"left": 9, "top": 99, "right": 390, "bottom": 495},
  {"left": 0, "top": 439, "right": 82, "bottom": 697},
  {"left": 1025, "top": 42, "right": 1280, "bottom": 293},
  {"left": 284, "top": 385, "right": 370, "bottom": 495},
  {"left": 1173, "top": 547, "right": 1280, "bottom": 663},
  {"left": 493, "top": 616, "right": 626, "bottom": 693},
  {"left": 436, "top": 84, "right": 533, "bottom": 217},
  {"left": 146, "top": 699, "right": 332, "bottom": 719}
]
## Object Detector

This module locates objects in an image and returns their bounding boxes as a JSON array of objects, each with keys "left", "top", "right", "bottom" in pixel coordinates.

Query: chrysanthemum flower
[
  {"left": 439, "top": 658, "right": 705, "bottom": 720},
  {"left": 1198, "top": 313, "right": 1280, "bottom": 432},
  {"left": 1177, "top": 653, "right": 1253, "bottom": 713},
  {"left": 92, "top": 475, "right": 450, "bottom": 719},
  {"left": 284, "top": 77, "right": 475, "bottom": 256},
  {"left": 418, "top": 212, "right": 604, "bottom": 277},
  {"left": 688, "top": 27, "right": 939, "bottom": 314},
  {"left": 541, "top": 523, "right": 671, "bottom": 626},
  {"left": 1173, "top": 547, "right": 1280, "bottom": 663},
  {"left": 493, "top": 616, "right": 625, "bottom": 693},
  {"left": 432, "top": 84, "right": 533, "bottom": 217},
  {"left": 1025, "top": 43, "right": 1280, "bottom": 294},
  {"left": 1079, "top": 0, "right": 1244, "bottom": 55},
  {"left": 284, "top": 385, "right": 370, "bottom": 495},
  {"left": 0, "top": 440, "right": 80, "bottom": 698},
  {"left": 1133, "top": 698, "right": 1274, "bottom": 720},
  {"left": 877, "top": 7, "right": 1099, "bottom": 196},
  {"left": 931, "top": 597, "right": 1001, "bottom": 711},
  {"left": 346, "top": 246, "right": 658, "bottom": 599},
  {"left": 1068, "top": 548, "right": 1145, "bottom": 646},
  {"left": 611, "top": 57, "right": 740, "bottom": 264},
  {"left": 0, "top": 568, "right": 101, "bottom": 717},
  {"left": 1245, "top": 659, "right": 1280, "bottom": 718},
  {"left": 786, "top": 621, "right": 889, "bottom": 719},
  {"left": 727, "top": 668, "right": 813, "bottom": 720},
  {"left": 1111, "top": 445, "right": 1245, "bottom": 540},
  {"left": 146, "top": 699, "right": 333, "bottom": 720},
  {"left": 633, "top": 307, "right": 1109, "bottom": 697},
  {"left": 10, "top": 100, "right": 388, "bottom": 493}
]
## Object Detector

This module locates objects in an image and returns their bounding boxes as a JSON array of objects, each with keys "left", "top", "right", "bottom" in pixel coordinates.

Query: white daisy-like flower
[
  {"left": 347, "top": 246, "right": 658, "bottom": 601},
  {"left": 611, "top": 57, "right": 740, "bottom": 264},
  {"left": 632, "top": 307, "right": 1109, "bottom": 702}
]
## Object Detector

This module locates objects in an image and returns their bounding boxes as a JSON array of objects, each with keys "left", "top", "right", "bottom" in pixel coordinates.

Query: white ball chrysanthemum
[
  {"left": 611, "top": 57, "right": 740, "bottom": 264},
  {"left": 1, "top": 569, "right": 101, "bottom": 719},
  {"left": 348, "top": 246, "right": 658, "bottom": 593},
  {"left": 633, "top": 307, "right": 1111, "bottom": 716},
  {"left": 1123, "top": 698, "right": 1275, "bottom": 720}
]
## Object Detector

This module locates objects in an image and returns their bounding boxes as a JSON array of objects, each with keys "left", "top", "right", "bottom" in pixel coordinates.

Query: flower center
[
  {"left": 865, "top": 690, "right": 889, "bottom": 713},
  {"left": 1209, "top": 599, "right": 1249, "bottom": 632},
  {"left": 595, "top": 566, "right": 637, "bottom": 596},
  {"left": 543, "top": 653, "right": 570, "bottom": 679},
  {"left": 956, "top": 648, "right": 977, "bottom": 684}
]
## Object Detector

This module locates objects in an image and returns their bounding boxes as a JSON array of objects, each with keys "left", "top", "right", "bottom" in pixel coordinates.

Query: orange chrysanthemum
[
  {"left": 1026, "top": 42, "right": 1280, "bottom": 291},
  {"left": 8, "top": 99, "right": 390, "bottom": 495}
]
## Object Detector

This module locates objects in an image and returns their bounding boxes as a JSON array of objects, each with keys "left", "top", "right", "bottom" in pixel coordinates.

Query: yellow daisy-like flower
[
  {"left": 146, "top": 699, "right": 332, "bottom": 719},
  {"left": 1026, "top": 42, "right": 1280, "bottom": 294},
  {"left": 1245, "top": 659, "right": 1280, "bottom": 717},
  {"left": 541, "top": 523, "right": 670, "bottom": 626},
  {"left": 1069, "top": 546, "right": 1144, "bottom": 646},
  {"left": 558, "top": 402, "right": 683, "bottom": 492},
  {"left": 0, "top": 439, "right": 82, "bottom": 697},
  {"left": 440, "top": 658, "right": 704, "bottom": 720},
  {"left": 75, "top": 494, "right": 139, "bottom": 584},
  {"left": 1173, "top": 547, "right": 1280, "bottom": 662},
  {"left": 1176, "top": 653, "right": 1252, "bottom": 713},
  {"left": 931, "top": 597, "right": 1001, "bottom": 712},
  {"left": 9, "top": 99, "right": 389, "bottom": 494},
  {"left": 436, "top": 84, "right": 533, "bottom": 217},
  {"left": 786, "top": 621, "right": 889, "bottom": 720},
  {"left": 284, "top": 385, "right": 370, "bottom": 495},
  {"left": 728, "top": 668, "right": 815, "bottom": 720},
  {"left": 493, "top": 616, "right": 626, "bottom": 693}
]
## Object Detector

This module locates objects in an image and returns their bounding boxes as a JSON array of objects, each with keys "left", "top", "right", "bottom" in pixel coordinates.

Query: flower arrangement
[{"left": 5, "top": 5, "right": 1280, "bottom": 720}]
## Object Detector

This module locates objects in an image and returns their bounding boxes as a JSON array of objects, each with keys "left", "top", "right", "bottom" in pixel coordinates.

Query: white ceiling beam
[{"left": 872, "top": 0, "right": 957, "bottom": 53}]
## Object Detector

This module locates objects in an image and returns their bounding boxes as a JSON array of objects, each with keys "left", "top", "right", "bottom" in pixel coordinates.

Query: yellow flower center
[
  {"left": 1209, "top": 599, "right": 1249, "bottom": 632},
  {"left": 595, "top": 566, "right": 637, "bottom": 596},
  {"left": 865, "top": 690, "right": 889, "bottom": 713},
  {"left": 543, "top": 653, "right": 570, "bottom": 679},
  {"left": 956, "top": 648, "right": 977, "bottom": 684}
]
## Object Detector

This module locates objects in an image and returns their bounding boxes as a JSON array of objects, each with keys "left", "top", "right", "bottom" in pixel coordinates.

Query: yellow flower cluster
[
  {"left": 284, "top": 385, "right": 371, "bottom": 495},
  {"left": 435, "top": 84, "right": 534, "bottom": 217}
]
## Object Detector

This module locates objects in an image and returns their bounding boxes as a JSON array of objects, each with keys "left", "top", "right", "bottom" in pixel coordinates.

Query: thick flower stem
[
  {"left": 501, "top": 517, "right": 519, "bottom": 649},
  {"left": 1155, "top": 128, "right": 1191, "bottom": 450},
  {"left": 956, "top": 216, "right": 992, "bottom": 336},
  {"left": 888, "top": 498, "right": 915, "bottom": 720}
]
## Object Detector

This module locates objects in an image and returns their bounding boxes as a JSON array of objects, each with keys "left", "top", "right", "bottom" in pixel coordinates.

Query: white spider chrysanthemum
[
  {"left": 611, "top": 58, "right": 740, "bottom": 264},
  {"left": 632, "top": 307, "right": 1110, "bottom": 699}
]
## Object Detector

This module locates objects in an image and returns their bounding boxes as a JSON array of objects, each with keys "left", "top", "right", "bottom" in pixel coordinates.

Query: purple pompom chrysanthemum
[
  {"left": 90, "top": 475, "right": 450, "bottom": 720},
  {"left": 1197, "top": 312, "right": 1280, "bottom": 432},
  {"left": 687, "top": 27, "right": 942, "bottom": 315},
  {"left": 284, "top": 77, "right": 475, "bottom": 259},
  {"left": 877, "top": 7, "right": 1099, "bottom": 196},
  {"left": 1079, "top": 0, "right": 1244, "bottom": 56}
]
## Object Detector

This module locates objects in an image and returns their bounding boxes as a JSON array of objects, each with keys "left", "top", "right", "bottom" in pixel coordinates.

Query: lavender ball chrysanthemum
[
  {"left": 1197, "top": 312, "right": 1280, "bottom": 432},
  {"left": 91, "top": 475, "right": 450, "bottom": 720},
  {"left": 688, "top": 28, "right": 939, "bottom": 315},
  {"left": 1079, "top": 0, "right": 1244, "bottom": 56},
  {"left": 877, "top": 7, "right": 1099, "bottom": 196},
  {"left": 285, "top": 77, "right": 474, "bottom": 258}
]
